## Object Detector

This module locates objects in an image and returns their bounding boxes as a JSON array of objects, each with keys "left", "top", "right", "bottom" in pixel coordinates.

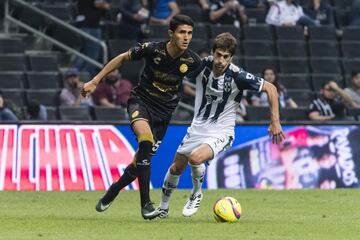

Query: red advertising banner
[{"left": 0, "top": 125, "right": 137, "bottom": 191}]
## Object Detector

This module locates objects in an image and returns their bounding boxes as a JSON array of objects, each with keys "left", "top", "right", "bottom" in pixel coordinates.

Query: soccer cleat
[
  {"left": 95, "top": 198, "right": 112, "bottom": 212},
  {"left": 141, "top": 202, "right": 161, "bottom": 220},
  {"left": 157, "top": 207, "right": 169, "bottom": 219},
  {"left": 182, "top": 192, "right": 203, "bottom": 217}
]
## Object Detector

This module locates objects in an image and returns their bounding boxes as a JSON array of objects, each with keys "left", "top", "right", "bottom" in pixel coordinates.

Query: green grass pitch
[{"left": 1, "top": 189, "right": 360, "bottom": 240}]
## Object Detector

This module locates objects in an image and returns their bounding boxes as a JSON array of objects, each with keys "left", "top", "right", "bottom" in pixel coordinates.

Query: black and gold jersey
[{"left": 128, "top": 41, "right": 202, "bottom": 118}]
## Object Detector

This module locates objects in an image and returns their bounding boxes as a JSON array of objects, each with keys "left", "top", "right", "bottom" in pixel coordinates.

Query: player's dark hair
[
  {"left": 212, "top": 32, "right": 237, "bottom": 56},
  {"left": 169, "top": 14, "right": 194, "bottom": 32}
]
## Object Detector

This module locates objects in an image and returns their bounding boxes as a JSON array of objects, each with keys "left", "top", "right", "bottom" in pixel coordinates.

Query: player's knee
[
  {"left": 137, "top": 132, "right": 154, "bottom": 145},
  {"left": 170, "top": 163, "right": 183, "bottom": 175},
  {"left": 188, "top": 152, "right": 203, "bottom": 166}
]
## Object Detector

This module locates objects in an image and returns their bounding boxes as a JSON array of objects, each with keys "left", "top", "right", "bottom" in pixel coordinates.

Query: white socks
[
  {"left": 190, "top": 163, "right": 206, "bottom": 195},
  {"left": 160, "top": 169, "right": 180, "bottom": 209}
]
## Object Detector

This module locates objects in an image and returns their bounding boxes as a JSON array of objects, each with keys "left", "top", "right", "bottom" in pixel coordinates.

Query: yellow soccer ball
[{"left": 213, "top": 196, "right": 242, "bottom": 223}]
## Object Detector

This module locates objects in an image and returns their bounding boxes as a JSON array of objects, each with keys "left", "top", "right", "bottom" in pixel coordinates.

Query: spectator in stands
[
  {"left": 149, "top": 0, "right": 180, "bottom": 25},
  {"left": 266, "top": 0, "right": 318, "bottom": 27},
  {"left": 26, "top": 101, "right": 47, "bottom": 120},
  {"left": 350, "top": 0, "right": 360, "bottom": 26},
  {"left": 60, "top": 68, "right": 93, "bottom": 107},
  {"left": 303, "top": 0, "right": 334, "bottom": 26},
  {"left": 75, "top": 0, "right": 111, "bottom": 76},
  {"left": 198, "top": 0, "right": 211, "bottom": 21},
  {"left": 308, "top": 81, "right": 355, "bottom": 121},
  {"left": 250, "top": 67, "right": 298, "bottom": 108},
  {"left": 0, "top": 91, "right": 18, "bottom": 121},
  {"left": 209, "top": 0, "right": 248, "bottom": 28},
  {"left": 344, "top": 71, "right": 360, "bottom": 108},
  {"left": 119, "top": 0, "right": 150, "bottom": 41},
  {"left": 93, "top": 69, "right": 132, "bottom": 108}
]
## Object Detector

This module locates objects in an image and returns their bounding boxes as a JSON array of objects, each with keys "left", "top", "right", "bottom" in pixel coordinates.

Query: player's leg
[
  {"left": 182, "top": 144, "right": 213, "bottom": 217},
  {"left": 158, "top": 153, "right": 188, "bottom": 218},
  {"left": 131, "top": 119, "right": 159, "bottom": 219},
  {"left": 96, "top": 153, "right": 138, "bottom": 212},
  {"left": 183, "top": 135, "right": 234, "bottom": 217}
]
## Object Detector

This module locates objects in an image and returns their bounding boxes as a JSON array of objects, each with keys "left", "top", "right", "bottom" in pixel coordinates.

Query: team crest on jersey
[
  {"left": 224, "top": 75, "right": 232, "bottom": 92},
  {"left": 132, "top": 111, "right": 139, "bottom": 118},
  {"left": 179, "top": 64, "right": 188, "bottom": 73}
]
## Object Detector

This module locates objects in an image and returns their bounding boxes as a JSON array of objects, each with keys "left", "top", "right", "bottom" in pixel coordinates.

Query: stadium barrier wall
[{"left": 0, "top": 124, "right": 359, "bottom": 191}]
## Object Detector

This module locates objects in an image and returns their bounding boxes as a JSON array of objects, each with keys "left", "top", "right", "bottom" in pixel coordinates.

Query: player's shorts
[
  {"left": 127, "top": 93, "right": 170, "bottom": 155},
  {"left": 177, "top": 131, "right": 234, "bottom": 160}
]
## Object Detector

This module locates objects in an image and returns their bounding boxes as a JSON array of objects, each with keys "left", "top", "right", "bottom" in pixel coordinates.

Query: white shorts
[{"left": 177, "top": 132, "right": 234, "bottom": 159}]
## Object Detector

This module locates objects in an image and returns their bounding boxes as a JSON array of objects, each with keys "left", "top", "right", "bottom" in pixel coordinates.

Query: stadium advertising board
[
  {"left": 0, "top": 125, "right": 137, "bottom": 191},
  {"left": 0, "top": 124, "right": 359, "bottom": 191},
  {"left": 207, "top": 125, "right": 360, "bottom": 189}
]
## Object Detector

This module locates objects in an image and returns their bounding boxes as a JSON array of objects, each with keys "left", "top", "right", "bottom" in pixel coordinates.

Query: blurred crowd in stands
[{"left": 0, "top": 0, "right": 360, "bottom": 122}]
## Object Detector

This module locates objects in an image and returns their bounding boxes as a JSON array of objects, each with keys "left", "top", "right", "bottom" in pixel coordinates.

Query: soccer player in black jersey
[{"left": 81, "top": 14, "right": 201, "bottom": 219}]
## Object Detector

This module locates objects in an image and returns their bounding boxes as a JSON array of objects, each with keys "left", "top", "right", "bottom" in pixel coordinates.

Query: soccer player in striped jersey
[{"left": 157, "top": 32, "right": 286, "bottom": 218}]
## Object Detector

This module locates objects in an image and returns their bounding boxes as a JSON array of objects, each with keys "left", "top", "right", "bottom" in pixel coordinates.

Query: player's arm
[
  {"left": 308, "top": 111, "right": 334, "bottom": 121},
  {"left": 81, "top": 52, "right": 130, "bottom": 97},
  {"left": 262, "top": 81, "right": 286, "bottom": 144}
]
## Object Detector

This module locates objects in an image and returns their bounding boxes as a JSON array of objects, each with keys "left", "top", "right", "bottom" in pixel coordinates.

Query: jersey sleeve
[
  {"left": 128, "top": 42, "right": 155, "bottom": 60},
  {"left": 308, "top": 99, "right": 320, "bottom": 113},
  {"left": 184, "top": 53, "right": 205, "bottom": 81},
  {"left": 234, "top": 70, "right": 264, "bottom": 92}
]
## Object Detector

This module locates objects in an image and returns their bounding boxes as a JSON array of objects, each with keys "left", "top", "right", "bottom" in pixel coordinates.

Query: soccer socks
[
  {"left": 160, "top": 169, "right": 180, "bottom": 210},
  {"left": 190, "top": 163, "right": 206, "bottom": 195},
  {"left": 102, "top": 164, "right": 137, "bottom": 205},
  {"left": 136, "top": 140, "right": 153, "bottom": 207}
]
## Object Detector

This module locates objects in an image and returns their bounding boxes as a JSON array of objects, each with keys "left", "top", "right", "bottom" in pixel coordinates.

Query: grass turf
[{"left": 1, "top": 189, "right": 360, "bottom": 240}]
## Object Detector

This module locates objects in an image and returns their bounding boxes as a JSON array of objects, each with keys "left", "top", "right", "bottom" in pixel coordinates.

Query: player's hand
[
  {"left": 81, "top": 80, "right": 97, "bottom": 98},
  {"left": 268, "top": 120, "right": 286, "bottom": 144}
]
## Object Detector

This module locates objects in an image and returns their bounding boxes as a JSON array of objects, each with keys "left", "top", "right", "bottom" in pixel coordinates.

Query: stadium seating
[
  {"left": 278, "top": 74, "right": 312, "bottom": 90},
  {"left": 2, "top": 89, "right": 25, "bottom": 107},
  {"left": 341, "top": 41, "right": 360, "bottom": 58},
  {"left": 26, "top": 89, "right": 59, "bottom": 107},
  {"left": 310, "top": 58, "right": 342, "bottom": 74},
  {"left": 277, "top": 40, "right": 307, "bottom": 58},
  {"left": 59, "top": 106, "right": 92, "bottom": 121},
  {"left": 279, "top": 58, "right": 310, "bottom": 74},
  {"left": 246, "top": 106, "right": 270, "bottom": 121},
  {"left": 94, "top": 106, "right": 128, "bottom": 121},
  {"left": 0, "top": 72, "right": 25, "bottom": 89},
  {"left": 26, "top": 72, "right": 61, "bottom": 89},
  {"left": 307, "top": 26, "right": 338, "bottom": 41},
  {"left": 243, "top": 25, "right": 274, "bottom": 41},
  {"left": 280, "top": 107, "right": 309, "bottom": 121},
  {"left": 275, "top": 26, "right": 304, "bottom": 40},
  {"left": 242, "top": 40, "right": 274, "bottom": 57},
  {"left": 308, "top": 40, "right": 340, "bottom": 57}
]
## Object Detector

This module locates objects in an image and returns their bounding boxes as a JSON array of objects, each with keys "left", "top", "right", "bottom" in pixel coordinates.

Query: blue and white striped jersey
[{"left": 187, "top": 56, "right": 264, "bottom": 136}]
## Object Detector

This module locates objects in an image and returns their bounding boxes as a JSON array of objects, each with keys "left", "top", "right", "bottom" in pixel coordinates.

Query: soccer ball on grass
[{"left": 213, "top": 196, "right": 242, "bottom": 223}]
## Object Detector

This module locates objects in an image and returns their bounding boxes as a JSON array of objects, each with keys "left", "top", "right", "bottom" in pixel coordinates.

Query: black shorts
[{"left": 127, "top": 95, "right": 170, "bottom": 155}]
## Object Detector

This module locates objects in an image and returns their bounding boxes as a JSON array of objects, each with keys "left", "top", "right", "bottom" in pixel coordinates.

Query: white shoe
[
  {"left": 157, "top": 207, "right": 169, "bottom": 219},
  {"left": 182, "top": 192, "right": 203, "bottom": 217}
]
